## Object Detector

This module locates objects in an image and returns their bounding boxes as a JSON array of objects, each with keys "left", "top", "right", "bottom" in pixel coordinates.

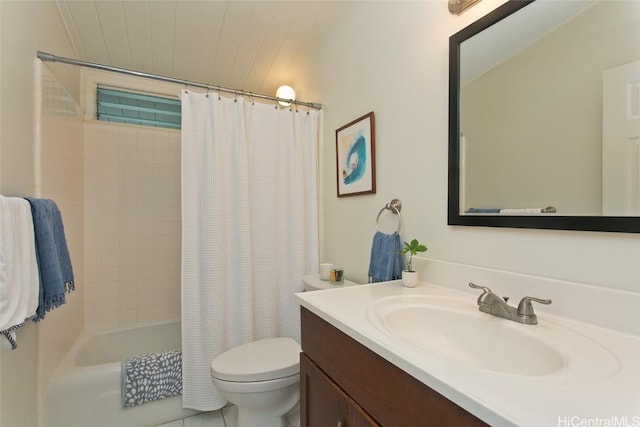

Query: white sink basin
[{"left": 367, "top": 295, "right": 620, "bottom": 380}]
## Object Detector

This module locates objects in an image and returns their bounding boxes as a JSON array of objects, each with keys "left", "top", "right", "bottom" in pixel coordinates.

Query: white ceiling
[{"left": 54, "top": 1, "right": 347, "bottom": 100}]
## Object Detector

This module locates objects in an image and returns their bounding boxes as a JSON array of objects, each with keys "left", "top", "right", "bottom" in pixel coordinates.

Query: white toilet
[
  {"left": 211, "top": 337, "right": 301, "bottom": 427},
  {"left": 210, "top": 275, "right": 359, "bottom": 427}
]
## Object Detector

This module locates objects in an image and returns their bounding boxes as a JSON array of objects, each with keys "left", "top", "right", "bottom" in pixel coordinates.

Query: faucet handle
[
  {"left": 469, "top": 283, "right": 496, "bottom": 305},
  {"left": 468, "top": 282, "right": 493, "bottom": 294},
  {"left": 517, "top": 296, "right": 552, "bottom": 317}
]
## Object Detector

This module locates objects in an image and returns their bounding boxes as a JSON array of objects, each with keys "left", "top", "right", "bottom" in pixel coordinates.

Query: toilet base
[
  {"left": 285, "top": 404, "right": 300, "bottom": 427},
  {"left": 214, "top": 379, "right": 299, "bottom": 427}
]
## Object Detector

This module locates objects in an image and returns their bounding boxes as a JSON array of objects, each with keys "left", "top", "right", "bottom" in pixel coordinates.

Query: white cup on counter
[{"left": 319, "top": 263, "right": 333, "bottom": 281}]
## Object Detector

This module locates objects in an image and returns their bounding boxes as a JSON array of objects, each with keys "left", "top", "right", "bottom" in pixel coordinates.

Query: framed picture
[{"left": 336, "top": 112, "right": 376, "bottom": 197}]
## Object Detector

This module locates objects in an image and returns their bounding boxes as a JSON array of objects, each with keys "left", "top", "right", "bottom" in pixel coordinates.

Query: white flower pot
[{"left": 402, "top": 270, "right": 418, "bottom": 288}]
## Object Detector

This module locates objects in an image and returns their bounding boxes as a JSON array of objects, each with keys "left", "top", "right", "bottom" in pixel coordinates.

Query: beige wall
[
  {"left": 306, "top": 0, "right": 640, "bottom": 293},
  {"left": 0, "top": 1, "right": 79, "bottom": 426},
  {"left": 462, "top": 1, "right": 639, "bottom": 214}
]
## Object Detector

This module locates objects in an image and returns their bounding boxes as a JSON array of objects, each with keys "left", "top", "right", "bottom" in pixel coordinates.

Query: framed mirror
[{"left": 448, "top": 0, "right": 640, "bottom": 233}]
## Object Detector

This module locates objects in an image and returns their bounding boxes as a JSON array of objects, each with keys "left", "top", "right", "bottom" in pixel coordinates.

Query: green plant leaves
[
  {"left": 403, "top": 239, "right": 428, "bottom": 255},
  {"left": 401, "top": 238, "right": 428, "bottom": 272}
]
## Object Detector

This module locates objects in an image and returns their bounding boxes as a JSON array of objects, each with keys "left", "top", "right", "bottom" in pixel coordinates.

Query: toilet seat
[
  {"left": 211, "top": 372, "right": 300, "bottom": 393},
  {"left": 211, "top": 337, "right": 301, "bottom": 382}
]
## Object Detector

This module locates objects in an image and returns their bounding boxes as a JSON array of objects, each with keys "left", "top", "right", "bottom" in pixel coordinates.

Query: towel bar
[{"left": 376, "top": 199, "right": 402, "bottom": 233}]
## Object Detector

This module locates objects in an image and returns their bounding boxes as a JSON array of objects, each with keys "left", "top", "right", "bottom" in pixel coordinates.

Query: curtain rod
[{"left": 37, "top": 51, "right": 322, "bottom": 110}]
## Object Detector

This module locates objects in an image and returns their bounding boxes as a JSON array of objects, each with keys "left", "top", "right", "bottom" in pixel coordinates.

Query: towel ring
[{"left": 376, "top": 199, "right": 402, "bottom": 233}]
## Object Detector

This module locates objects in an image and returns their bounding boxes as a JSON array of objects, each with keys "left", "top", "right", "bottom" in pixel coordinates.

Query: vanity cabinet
[
  {"left": 301, "top": 353, "right": 379, "bottom": 427},
  {"left": 300, "top": 307, "right": 487, "bottom": 427}
]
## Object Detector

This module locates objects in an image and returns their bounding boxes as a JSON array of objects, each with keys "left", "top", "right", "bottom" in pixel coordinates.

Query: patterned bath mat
[{"left": 122, "top": 349, "right": 182, "bottom": 408}]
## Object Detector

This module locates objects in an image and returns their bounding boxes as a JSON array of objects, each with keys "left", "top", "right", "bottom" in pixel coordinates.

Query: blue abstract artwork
[
  {"left": 336, "top": 112, "right": 375, "bottom": 196},
  {"left": 343, "top": 131, "right": 367, "bottom": 185}
]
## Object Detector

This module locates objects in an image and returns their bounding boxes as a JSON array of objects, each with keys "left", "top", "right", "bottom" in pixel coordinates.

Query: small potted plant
[{"left": 400, "top": 238, "right": 428, "bottom": 287}]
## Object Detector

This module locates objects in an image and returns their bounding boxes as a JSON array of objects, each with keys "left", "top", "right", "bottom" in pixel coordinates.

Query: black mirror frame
[{"left": 448, "top": 0, "right": 640, "bottom": 233}]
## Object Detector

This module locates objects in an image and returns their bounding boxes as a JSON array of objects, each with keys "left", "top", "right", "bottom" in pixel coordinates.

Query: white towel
[{"left": 0, "top": 196, "right": 39, "bottom": 349}]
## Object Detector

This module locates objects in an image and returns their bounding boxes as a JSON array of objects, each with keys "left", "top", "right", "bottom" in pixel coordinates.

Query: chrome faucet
[{"left": 469, "top": 283, "right": 551, "bottom": 325}]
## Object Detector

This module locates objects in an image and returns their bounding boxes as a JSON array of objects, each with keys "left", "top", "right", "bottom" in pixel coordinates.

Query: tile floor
[{"left": 156, "top": 405, "right": 237, "bottom": 427}]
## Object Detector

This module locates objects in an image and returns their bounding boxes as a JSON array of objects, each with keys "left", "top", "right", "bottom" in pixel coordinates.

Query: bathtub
[{"left": 46, "top": 320, "right": 200, "bottom": 427}]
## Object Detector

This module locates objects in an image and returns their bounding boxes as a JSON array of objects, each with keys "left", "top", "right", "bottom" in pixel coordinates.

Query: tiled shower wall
[
  {"left": 37, "top": 64, "right": 85, "bottom": 394},
  {"left": 83, "top": 122, "right": 181, "bottom": 331}
]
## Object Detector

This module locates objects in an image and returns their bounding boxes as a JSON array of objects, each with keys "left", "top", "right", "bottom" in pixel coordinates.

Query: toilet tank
[{"left": 302, "top": 275, "right": 360, "bottom": 291}]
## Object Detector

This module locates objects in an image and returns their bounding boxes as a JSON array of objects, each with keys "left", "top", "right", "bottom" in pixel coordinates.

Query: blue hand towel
[
  {"left": 368, "top": 231, "right": 405, "bottom": 283},
  {"left": 24, "top": 198, "right": 75, "bottom": 321}
]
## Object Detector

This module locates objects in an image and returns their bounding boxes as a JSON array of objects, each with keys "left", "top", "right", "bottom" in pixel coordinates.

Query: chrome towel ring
[{"left": 375, "top": 199, "right": 402, "bottom": 233}]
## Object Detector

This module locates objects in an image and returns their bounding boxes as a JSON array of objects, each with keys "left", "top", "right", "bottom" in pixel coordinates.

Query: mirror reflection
[{"left": 458, "top": 0, "right": 640, "bottom": 218}]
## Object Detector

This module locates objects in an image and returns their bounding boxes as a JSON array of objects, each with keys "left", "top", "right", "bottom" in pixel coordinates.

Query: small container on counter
[{"left": 329, "top": 268, "right": 344, "bottom": 285}]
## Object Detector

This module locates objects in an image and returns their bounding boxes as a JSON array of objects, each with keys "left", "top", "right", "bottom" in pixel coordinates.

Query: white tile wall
[
  {"left": 37, "top": 113, "right": 85, "bottom": 364},
  {"left": 83, "top": 122, "right": 181, "bottom": 331},
  {"left": 36, "top": 65, "right": 86, "bottom": 425}
]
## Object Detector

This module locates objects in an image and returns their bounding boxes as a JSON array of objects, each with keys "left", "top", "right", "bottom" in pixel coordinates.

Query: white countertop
[
  {"left": 295, "top": 280, "right": 640, "bottom": 427},
  {"left": 302, "top": 274, "right": 359, "bottom": 290}
]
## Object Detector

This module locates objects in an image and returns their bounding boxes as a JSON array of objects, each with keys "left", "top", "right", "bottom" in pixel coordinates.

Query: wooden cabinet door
[
  {"left": 348, "top": 401, "right": 379, "bottom": 427},
  {"left": 301, "top": 353, "right": 379, "bottom": 427},
  {"left": 301, "top": 353, "right": 348, "bottom": 427}
]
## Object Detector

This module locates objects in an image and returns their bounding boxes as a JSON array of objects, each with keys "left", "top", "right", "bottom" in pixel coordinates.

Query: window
[{"left": 96, "top": 86, "right": 181, "bottom": 129}]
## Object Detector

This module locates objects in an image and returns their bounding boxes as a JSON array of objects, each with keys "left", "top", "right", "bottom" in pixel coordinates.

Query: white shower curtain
[{"left": 180, "top": 91, "right": 320, "bottom": 410}]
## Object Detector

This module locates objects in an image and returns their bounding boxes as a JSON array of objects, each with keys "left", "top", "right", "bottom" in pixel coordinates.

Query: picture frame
[{"left": 335, "top": 112, "right": 376, "bottom": 197}]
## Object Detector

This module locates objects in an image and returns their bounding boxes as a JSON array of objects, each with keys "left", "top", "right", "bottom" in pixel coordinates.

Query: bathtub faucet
[{"left": 468, "top": 283, "right": 551, "bottom": 325}]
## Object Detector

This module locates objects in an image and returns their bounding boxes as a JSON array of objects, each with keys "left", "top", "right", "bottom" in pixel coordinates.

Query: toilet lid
[{"left": 210, "top": 337, "right": 301, "bottom": 382}]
